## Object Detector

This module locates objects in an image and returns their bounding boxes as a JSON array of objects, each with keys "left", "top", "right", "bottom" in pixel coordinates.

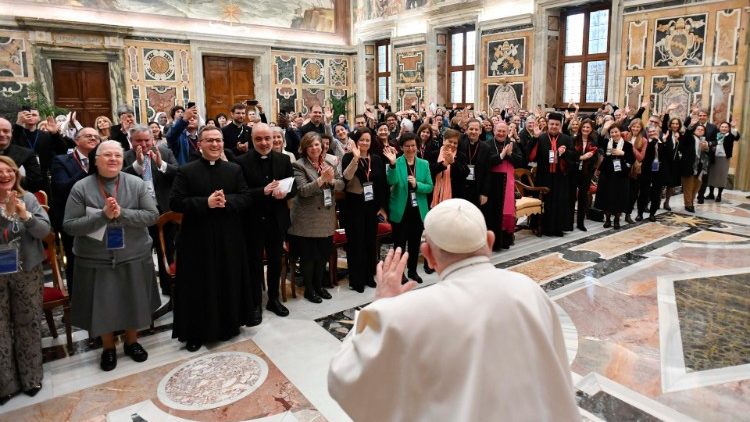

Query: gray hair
[
  {"left": 116, "top": 104, "right": 134, "bottom": 116},
  {"left": 96, "top": 140, "right": 124, "bottom": 156},
  {"left": 74, "top": 127, "right": 100, "bottom": 141},
  {"left": 129, "top": 124, "right": 152, "bottom": 139}
]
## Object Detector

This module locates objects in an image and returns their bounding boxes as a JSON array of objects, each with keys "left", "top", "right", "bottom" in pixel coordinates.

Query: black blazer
[
  {"left": 458, "top": 135, "right": 501, "bottom": 198},
  {"left": 2, "top": 143, "right": 44, "bottom": 193},
  {"left": 11, "top": 124, "right": 70, "bottom": 183},
  {"left": 709, "top": 132, "right": 739, "bottom": 160},
  {"left": 235, "top": 150, "right": 296, "bottom": 234},
  {"left": 109, "top": 124, "right": 131, "bottom": 151},
  {"left": 123, "top": 145, "right": 179, "bottom": 212},
  {"left": 49, "top": 151, "right": 89, "bottom": 231},
  {"left": 341, "top": 151, "right": 389, "bottom": 211}
]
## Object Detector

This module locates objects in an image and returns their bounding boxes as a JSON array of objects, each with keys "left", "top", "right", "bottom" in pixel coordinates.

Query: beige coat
[
  {"left": 288, "top": 155, "right": 344, "bottom": 238},
  {"left": 328, "top": 256, "right": 580, "bottom": 422}
]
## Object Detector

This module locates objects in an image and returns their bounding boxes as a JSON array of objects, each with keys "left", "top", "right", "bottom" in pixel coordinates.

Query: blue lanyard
[{"left": 27, "top": 130, "right": 40, "bottom": 151}]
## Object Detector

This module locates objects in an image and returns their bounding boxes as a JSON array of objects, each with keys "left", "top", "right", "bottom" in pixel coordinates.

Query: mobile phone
[
  {"left": 187, "top": 101, "right": 196, "bottom": 108},
  {"left": 246, "top": 99, "right": 259, "bottom": 106}
]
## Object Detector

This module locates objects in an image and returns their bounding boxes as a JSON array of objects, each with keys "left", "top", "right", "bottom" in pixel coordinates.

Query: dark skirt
[{"left": 594, "top": 172, "right": 631, "bottom": 213}]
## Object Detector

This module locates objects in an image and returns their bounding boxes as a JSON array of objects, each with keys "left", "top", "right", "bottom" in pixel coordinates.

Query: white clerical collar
[{"left": 439, "top": 255, "right": 492, "bottom": 281}]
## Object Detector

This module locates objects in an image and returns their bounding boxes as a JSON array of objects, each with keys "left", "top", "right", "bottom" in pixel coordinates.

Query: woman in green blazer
[{"left": 384, "top": 132, "right": 433, "bottom": 283}]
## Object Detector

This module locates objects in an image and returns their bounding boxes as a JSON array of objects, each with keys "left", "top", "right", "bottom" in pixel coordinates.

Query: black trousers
[
  {"left": 343, "top": 194, "right": 378, "bottom": 290},
  {"left": 248, "top": 217, "right": 284, "bottom": 304},
  {"left": 626, "top": 176, "right": 641, "bottom": 214},
  {"left": 697, "top": 173, "right": 710, "bottom": 198},
  {"left": 294, "top": 236, "right": 332, "bottom": 295},
  {"left": 643, "top": 174, "right": 664, "bottom": 215},
  {"left": 575, "top": 174, "right": 593, "bottom": 225},
  {"left": 391, "top": 204, "right": 424, "bottom": 274}
]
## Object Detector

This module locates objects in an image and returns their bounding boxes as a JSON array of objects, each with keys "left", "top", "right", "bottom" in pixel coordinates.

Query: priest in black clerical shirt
[
  {"left": 221, "top": 103, "right": 253, "bottom": 155},
  {"left": 236, "top": 123, "right": 297, "bottom": 322}
]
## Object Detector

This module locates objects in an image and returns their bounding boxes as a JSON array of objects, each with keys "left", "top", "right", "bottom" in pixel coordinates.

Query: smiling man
[{"left": 1, "top": 117, "right": 43, "bottom": 193}]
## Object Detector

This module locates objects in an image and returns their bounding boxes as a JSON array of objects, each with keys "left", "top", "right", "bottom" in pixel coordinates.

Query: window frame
[
  {"left": 557, "top": 3, "right": 611, "bottom": 109},
  {"left": 446, "top": 26, "right": 476, "bottom": 108},
  {"left": 375, "top": 39, "right": 392, "bottom": 106}
]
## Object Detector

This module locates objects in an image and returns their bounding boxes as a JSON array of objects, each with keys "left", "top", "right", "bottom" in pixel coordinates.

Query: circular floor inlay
[{"left": 157, "top": 351, "right": 269, "bottom": 411}]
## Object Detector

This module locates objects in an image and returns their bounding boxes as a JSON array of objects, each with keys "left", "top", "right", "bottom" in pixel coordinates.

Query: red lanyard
[
  {"left": 71, "top": 150, "right": 87, "bottom": 172},
  {"left": 407, "top": 160, "right": 416, "bottom": 178},
  {"left": 359, "top": 156, "right": 371, "bottom": 182},
  {"left": 97, "top": 175, "right": 120, "bottom": 202}
]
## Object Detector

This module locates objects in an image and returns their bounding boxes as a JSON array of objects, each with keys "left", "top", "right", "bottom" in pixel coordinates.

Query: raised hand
[
  {"left": 135, "top": 145, "right": 145, "bottom": 165},
  {"left": 383, "top": 146, "right": 397, "bottom": 165},
  {"left": 46, "top": 116, "right": 59, "bottom": 134},
  {"left": 375, "top": 247, "right": 417, "bottom": 300}
]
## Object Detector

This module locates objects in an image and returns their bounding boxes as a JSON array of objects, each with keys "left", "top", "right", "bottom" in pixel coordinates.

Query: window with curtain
[
  {"left": 447, "top": 27, "right": 476, "bottom": 107},
  {"left": 376, "top": 40, "right": 392, "bottom": 105},
  {"left": 558, "top": 4, "right": 611, "bottom": 107}
]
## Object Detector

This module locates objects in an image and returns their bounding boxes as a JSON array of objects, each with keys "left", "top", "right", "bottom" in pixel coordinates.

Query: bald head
[
  {"left": 494, "top": 121, "right": 508, "bottom": 141},
  {"left": 0, "top": 117, "right": 10, "bottom": 149},
  {"left": 252, "top": 122, "right": 273, "bottom": 155}
]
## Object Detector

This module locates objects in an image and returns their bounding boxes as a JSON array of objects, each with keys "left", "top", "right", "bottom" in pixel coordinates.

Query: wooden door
[
  {"left": 203, "top": 56, "right": 255, "bottom": 120},
  {"left": 52, "top": 60, "right": 111, "bottom": 127}
]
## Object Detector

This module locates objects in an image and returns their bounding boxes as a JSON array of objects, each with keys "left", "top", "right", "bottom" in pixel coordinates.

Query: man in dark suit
[
  {"left": 50, "top": 127, "right": 101, "bottom": 293},
  {"left": 221, "top": 103, "right": 252, "bottom": 155},
  {"left": 12, "top": 108, "right": 70, "bottom": 191},
  {"left": 109, "top": 104, "right": 135, "bottom": 151},
  {"left": 457, "top": 118, "right": 501, "bottom": 209},
  {"left": 236, "top": 123, "right": 296, "bottom": 322},
  {"left": 123, "top": 124, "right": 178, "bottom": 294},
  {"left": 1, "top": 117, "right": 44, "bottom": 193}
]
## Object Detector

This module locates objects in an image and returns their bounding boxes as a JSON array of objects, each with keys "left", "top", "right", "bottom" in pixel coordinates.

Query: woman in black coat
[
  {"left": 340, "top": 128, "right": 389, "bottom": 292},
  {"left": 594, "top": 125, "right": 635, "bottom": 229},
  {"left": 570, "top": 119, "right": 599, "bottom": 231},
  {"left": 640, "top": 125, "right": 673, "bottom": 221}
]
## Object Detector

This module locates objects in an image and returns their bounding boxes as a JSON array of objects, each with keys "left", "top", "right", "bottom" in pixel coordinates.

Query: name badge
[
  {"left": 410, "top": 191, "right": 418, "bottom": 208},
  {"left": 548, "top": 150, "right": 555, "bottom": 164},
  {"left": 323, "top": 188, "right": 333, "bottom": 207},
  {"left": 0, "top": 244, "right": 20, "bottom": 275},
  {"left": 467, "top": 165, "right": 475, "bottom": 181},
  {"left": 106, "top": 226, "right": 125, "bottom": 250},
  {"left": 579, "top": 160, "right": 583, "bottom": 171},
  {"left": 651, "top": 159, "right": 660, "bottom": 172},
  {"left": 716, "top": 144, "right": 726, "bottom": 157},
  {"left": 613, "top": 159, "right": 622, "bottom": 172},
  {"left": 363, "top": 182, "right": 374, "bottom": 202}
]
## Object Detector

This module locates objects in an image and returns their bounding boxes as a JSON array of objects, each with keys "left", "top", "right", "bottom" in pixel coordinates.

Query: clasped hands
[
  {"left": 103, "top": 197, "right": 121, "bottom": 219},
  {"left": 263, "top": 180, "right": 286, "bottom": 199},
  {"left": 3, "top": 191, "right": 31, "bottom": 221},
  {"left": 135, "top": 145, "right": 163, "bottom": 168},
  {"left": 207, "top": 190, "right": 226, "bottom": 208},
  {"left": 317, "top": 165, "right": 335, "bottom": 186}
]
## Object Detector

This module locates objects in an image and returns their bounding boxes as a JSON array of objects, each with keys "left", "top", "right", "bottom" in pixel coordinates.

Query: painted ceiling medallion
[{"left": 157, "top": 352, "right": 269, "bottom": 411}]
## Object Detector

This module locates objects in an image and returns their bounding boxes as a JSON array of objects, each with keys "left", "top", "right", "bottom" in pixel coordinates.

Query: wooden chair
[
  {"left": 280, "top": 241, "right": 298, "bottom": 302},
  {"left": 152, "top": 211, "right": 181, "bottom": 324},
  {"left": 329, "top": 211, "right": 346, "bottom": 288},
  {"left": 34, "top": 190, "right": 48, "bottom": 207},
  {"left": 514, "top": 168, "right": 550, "bottom": 236},
  {"left": 42, "top": 231, "right": 73, "bottom": 353}
]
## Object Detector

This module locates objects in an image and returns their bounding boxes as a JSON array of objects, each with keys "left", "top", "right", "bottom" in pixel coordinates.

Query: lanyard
[
  {"left": 359, "top": 156, "right": 371, "bottom": 182},
  {"left": 71, "top": 150, "right": 87, "bottom": 172},
  {"left": 407, "top": 160, "right": 416, "bottom": 178},
  {"left": 97, "top": 175, "right": 120, "bottom": 202},
  {"left": 467, "top": 141, "right": 479, "bottom": 164},
  {"left": 27, "top": 130, "right": 40, "bottom": 151},
  {"left": 308, "top": 157, "right": 324, "bottom": 176}
]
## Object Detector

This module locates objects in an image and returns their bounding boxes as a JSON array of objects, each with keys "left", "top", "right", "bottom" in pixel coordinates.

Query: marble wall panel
[
  {"left": 0, "top": 30, "right": 33, "bottom": 119},
  {"left": 713, "top": 9, "right": 741, "bottom": 66},
  {"left": 0, "top": 36, "right": 28, "bottom": 78},
  {"left": 653, "top": 14, "right": 707, "bottom": 67},
  {"left": 329, "top": 58, "right": 348, "bottom": 87},
  {"left": 301, "top": 87, "right": 326, "bottom": 115},
  {"left": 651, "top": 75, "right": 703, "bottom": 121},
  {"left": 365, "top": 56, "right": 375, "bottom": 104},
  {"left": 143, "top": 49, "right": 176, "bottom": 82},
  {"left": 487, "top": 37, "right": 525, "bottom": 77},
  {"left": 397, "top": 86, "right": 423, "bottom": 112},
  {"left": 126, "top": 46, "right": 139, "bottom": 81},
  {"left": 626, "top": 21, "right": 648, "bottom": 70},
  {"left": 276, "top": 87, "right": 298, "bottom": 114},
  {"left": 275, "top": 55, "right": 297, "bottom": 85},
  {"left": 709, "top": 72, "right": 735, "bottom": 125},
  {"left": 487, "top": 83, "right": 524, "bottom": 114},
  {"left": 624, "top": 76, "right": 644, "bottom": 110},
  {"left": 301, "top": 58, "right": 326, "bottom": 85},
  {"left": 545, "top": 35, "right": 558, "bottom": 107},
  {"left": 396, "top": 50, "right": 424, "bottom": 84},
  {"left": 435, "top": 47, "right": 447, "bottom": 106},
  {"left": 145, "top": 86, "right": 177, "bottom": 120}
]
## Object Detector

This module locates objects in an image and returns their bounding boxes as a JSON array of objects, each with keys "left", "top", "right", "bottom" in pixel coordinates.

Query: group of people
[{"left": 0, "top": 94, "right": 740, "bottom": 406}]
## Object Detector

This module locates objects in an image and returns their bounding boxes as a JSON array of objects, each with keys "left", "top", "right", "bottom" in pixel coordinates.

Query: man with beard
[
  {"left": 527, "top": 112, "right": 577, "bottom": 236},
  {"left": 221, "top": 103, "right": 252, "bottom": 155}
]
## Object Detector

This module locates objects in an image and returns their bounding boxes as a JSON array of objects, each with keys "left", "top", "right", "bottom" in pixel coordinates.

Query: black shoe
[
  {"left": 124, "top": 342, "right": 148, "bottom": 363},
  {"left": 100, "top": 348, "right": 117, "bottom": 371},
  {"left": 625, "top": 214, "right": 634, "bottom": 224},
  {"left": 316, "top": 288, "right": 332, "bottom": 300},
  {"left": 705, "top": 193, "right": 715, "bottom": 200},
  {"left": 0, "top": 393, "right": 15, "bottom": 406},
  {"left": 365, "top": 279, "right": 377, "bottom": 288},
  {"left": 349, "top": 285, "right": 365, "bottom": 293},
  {"left": 697, "top": 197, "right": 704, "bottom": 204},
  {"left": 248, "top": 307, "right": 262, "bottom": 327},
  {"left": 648, "top": 214, "right": 657, "bottom": 222},
  {"left": 186, "top": 341, "right": 202, "bottom": 352},
  {"left": 266, "top": 298, "right": 289, "bottom": 317},
  {"left": 613, "top": 219, "right": 621, "bottom": 230},
  {"left": 577, "top": 224, "right": 587, "bottom": 232},
  {"left": 686, "top": 206, "right": 695, "bottom": 213},
  {"left": 24, "top": 384, "right": 42, "bottom": 397},
  {"left": 663, "top": 201, "right": 671, "bottom": 211},
  {"left": 635, "top": 213, "right": 643, "bottom": 221},
  {"left": 422, "top": 261, "right": 435, "bottom": 274},
  {"left": 603, "top": 220, "right": 611, "bottom": 228},
  {"left": 716, "top": 195, "right": 722, "bottom": 202},
  {"left": 305, "top": 293, "right": 322, "bottom": 303},
  {"left": 407, "top": 272, "right": 423, "bottom": 284}
]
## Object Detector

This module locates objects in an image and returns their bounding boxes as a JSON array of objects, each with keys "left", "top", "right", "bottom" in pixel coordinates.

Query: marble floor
[{"left": 2, "top": 190, "right": 750, "bottom": 421}]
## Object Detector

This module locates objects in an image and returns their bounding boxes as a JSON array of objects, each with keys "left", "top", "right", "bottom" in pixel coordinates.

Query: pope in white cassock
[{"left": 328, "top": 198, "right": 580, "bottom": 421}]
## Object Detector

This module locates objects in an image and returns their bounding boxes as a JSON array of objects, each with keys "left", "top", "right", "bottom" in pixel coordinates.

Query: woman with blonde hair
[
  {"left": 95, "top": 115, "right": 113, "bottom": 141},
  {"left": 0, "top": 156, "right": 51, "bottom": 404}
]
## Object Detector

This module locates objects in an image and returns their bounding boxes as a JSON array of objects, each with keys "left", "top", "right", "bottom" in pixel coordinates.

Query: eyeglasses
[
  {"left": 98, "top": 152, "right": 123, "bottom": 159},
  {"left": 201, "top": 138, "right": 223, "bottom": 144}
]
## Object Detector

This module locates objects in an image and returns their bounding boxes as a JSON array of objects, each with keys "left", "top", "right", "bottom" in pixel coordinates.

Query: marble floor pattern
[{"left": 2, "top": 190, "right": 750, "bottom": 421}]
